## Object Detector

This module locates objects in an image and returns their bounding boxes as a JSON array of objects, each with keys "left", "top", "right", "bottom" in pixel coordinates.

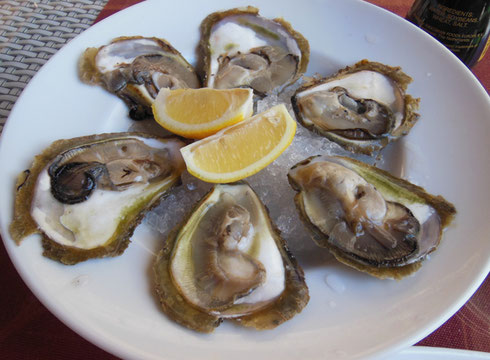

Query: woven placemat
[{"left": 0, "top": 0, "right": 108, "bottom": 133}]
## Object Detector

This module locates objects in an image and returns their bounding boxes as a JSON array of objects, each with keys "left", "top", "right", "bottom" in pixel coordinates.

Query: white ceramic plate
[
  {"left": 1, "top": 0, "right": 489, "bottom": 359},
  {"left": 397, "top": 347, "right": 490, "bottom": 360}
]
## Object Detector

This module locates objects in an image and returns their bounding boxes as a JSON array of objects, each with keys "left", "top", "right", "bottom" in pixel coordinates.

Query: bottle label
[
  {"left": 407, "top": 0, "right": 490, "bottom": 66},
  {"left": 414, "top": 4, "right": 482, "bottom": 52}
]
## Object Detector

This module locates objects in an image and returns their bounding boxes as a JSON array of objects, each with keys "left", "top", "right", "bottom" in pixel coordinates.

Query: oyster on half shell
[
  {"left": 199, "top": 6, "right": 310, "bottom": 95},
  {"left": 154, "top": 182, "right": 309, "bottom": 332},
  {"left": 10, "top": 133, "right": 185, "bottom": 264},
  {"left": 79, "top": 36, "right": 200, "bottom": 120},
  {"left": 292, "top": 60, "right": 420, "bottom": 155},
  {"left": 288, "top": 156, "right": 456, "bottom": 279}
]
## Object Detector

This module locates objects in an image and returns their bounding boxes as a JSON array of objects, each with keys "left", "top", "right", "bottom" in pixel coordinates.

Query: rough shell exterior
[
  {"left": 78, "top": 36, "right": 200, "bottom": 120},
  {"left": 198, "top": 6, "right": 310, "bottom": 90},
  {"left": 291, "top": 59, "right": 420, "bottom": 155},
  {"left": 288, "top": 155, "right": 456, "bottom": 279},
  {"left": 9, "top": 132, "right": 182, "bottom": 265},
  {"left": 154, "top": 183, "right": 309, "bottom": 332}
]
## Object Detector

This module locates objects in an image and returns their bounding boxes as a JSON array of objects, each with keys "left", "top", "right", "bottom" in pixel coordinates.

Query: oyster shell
[
  {"left": 154, "top": 182, "right": 309, "bottom": 332},
  {"left": 79, "top": 36, "right": 200, "bottom": 120},
  {"left": 291, "top": 60, "right": 420, "bottom": 154},
  {"left": 199, "top": 6, "right": 310, "bottom": 95},
  {"left": 288, "top": 156, "right": 456, "bottom": 279},
  {"left": 10, "top": 133, "right": 185, "bottom": 264}
]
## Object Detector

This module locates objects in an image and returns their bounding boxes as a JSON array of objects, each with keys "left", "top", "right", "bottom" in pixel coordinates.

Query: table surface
[{"left": 1, "top": 0, "right": 489, "bottom": 359}]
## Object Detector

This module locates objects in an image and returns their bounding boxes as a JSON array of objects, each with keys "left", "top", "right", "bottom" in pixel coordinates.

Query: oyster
[
  {"left": 291, "top": 60, "right": 420, "bottom": 154},
  {"left": 10, "top": 133, "right": 185, "bottom": 264},
  {"left": 199, "top": 6, "right": 310, "bottom": 95},
  {"left": 154, "top": 183, "right": 309, "bottom": 332},
  {"left": 79, "top": 36, "right": 200, "bottom": 120},
  {"left": 288, "top": 156, "right": 456, "bottom": 279}
]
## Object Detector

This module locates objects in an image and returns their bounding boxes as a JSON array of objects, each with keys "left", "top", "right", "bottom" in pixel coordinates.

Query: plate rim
[{"left": 1, "top": 0, "right": 489, "bottom": 359}]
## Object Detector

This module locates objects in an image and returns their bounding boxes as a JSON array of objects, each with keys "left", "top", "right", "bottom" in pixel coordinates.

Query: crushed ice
[{"left": 141, "top": 80, "right": 383, "bottom": 263}]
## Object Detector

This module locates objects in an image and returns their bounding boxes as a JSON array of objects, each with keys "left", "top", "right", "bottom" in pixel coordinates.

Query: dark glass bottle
[{"left": 407, "top": 0, "right": 490, "bottom": 67}]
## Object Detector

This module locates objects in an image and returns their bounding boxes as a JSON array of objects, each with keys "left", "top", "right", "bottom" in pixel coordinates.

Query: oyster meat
[
  {"left": 154, "top": 182, "right": 309, "bottom": 332},
  {"left": 288, "top": 156, "right": 456, "bottom": 279},
  {"left": 199, "top": 6, "right": 310, "bottom": 95},
  {"left": 10, "top": 133, "right": 185, "bottom": 264},
  {"left": 292, "top": 60, "right": 420, "bottom": 154},
  {"left": 79, "top": 36, "right": 200, "bottom": 120}
]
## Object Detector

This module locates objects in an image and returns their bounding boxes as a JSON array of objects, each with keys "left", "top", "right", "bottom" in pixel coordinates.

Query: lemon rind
[{"left": 181, "top": 104, "right": 297, "bottom": 183}]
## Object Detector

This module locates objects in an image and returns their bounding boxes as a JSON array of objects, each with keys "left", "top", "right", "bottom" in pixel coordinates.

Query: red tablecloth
[{"left": 1, "top": 1, "right": 489, "bottom": 359}]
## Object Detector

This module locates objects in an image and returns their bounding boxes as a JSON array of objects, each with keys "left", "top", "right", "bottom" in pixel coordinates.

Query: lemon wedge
[
  {"left": 180, "top": 104, "right": 297, "bottom": 183},
  {"left": 152, "top": 88, "right": 253, "bottom": 139}
]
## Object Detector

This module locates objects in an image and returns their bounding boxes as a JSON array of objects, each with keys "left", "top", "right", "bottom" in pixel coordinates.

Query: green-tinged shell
[
  {"left": 10, "top": 132, "right": 185, "bottom": 265},
  {"left": 198, "top": 6, "right": 310, "bottom": 95},
  {"left": 154, "top": 182, "right": 309, "bottom": 332},
  {"left": 292, "top": 60, "right": 420, "bottom": 155},
  {"left": 288, "top": 155, "right": 456, "bottom": 279},
  {"left": 154, "top": 245, "right": 222, "bottom": 333},
  {"left": 79, "top": 36, "right": 200, "bottom": 120}
]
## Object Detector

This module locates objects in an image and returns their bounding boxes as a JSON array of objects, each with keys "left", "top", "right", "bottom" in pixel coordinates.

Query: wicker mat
[{"left": 0, "top": 0, "right": 108, "bottom": 133}]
